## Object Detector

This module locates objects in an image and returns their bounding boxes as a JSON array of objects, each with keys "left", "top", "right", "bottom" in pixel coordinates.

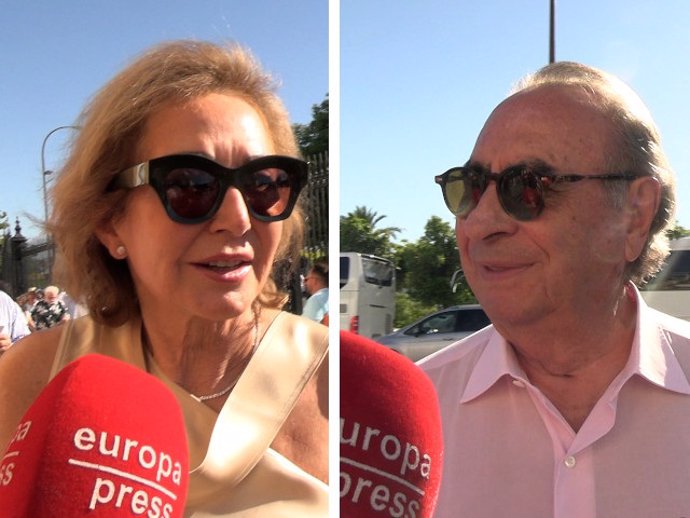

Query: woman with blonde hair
[{"left": 0, "top": 40, "right": 328, "bottom": 516}]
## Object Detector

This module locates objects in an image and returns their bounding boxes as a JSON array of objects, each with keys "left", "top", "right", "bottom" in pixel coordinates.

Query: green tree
[
  {"left": 293, "top": 95, "right": 328, "bottom": 157},
  {"left": 394, "top": 291, "right": 437, "bottom": 329},
  {"left": 340, "top": 206, "right": 400, "bottom": 260},
  {"left": 0, "top": 211, "right": 7, "bottom": 234},
  {"left": 397, "top": 216, "right": 475, "bottom": 310},
  {"left": 667, "top": 222, "right": 690, "bottom": 240}
]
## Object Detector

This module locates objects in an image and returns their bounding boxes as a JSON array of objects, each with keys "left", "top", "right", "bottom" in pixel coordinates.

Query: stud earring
[{"left": 115, "top": 245, "right": 127, "bottom": 259}]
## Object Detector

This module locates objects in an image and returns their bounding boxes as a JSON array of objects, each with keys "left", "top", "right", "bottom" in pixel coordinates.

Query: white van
[
  {"left": 339, "top": 252, "right": 395, "bottom": 338},
  {"left": 640, "top": 236, "right": 690, "bottom": 320}
]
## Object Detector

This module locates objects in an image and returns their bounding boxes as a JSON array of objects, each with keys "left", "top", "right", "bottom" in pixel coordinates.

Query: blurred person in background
[
  {"left": 302, "top": 259, "right": 329, "bottom": 325},
  {"left": 30, "top": 285, "right": 70, "bottom": 330},
  {"left": 58, "top": 289, "right": 88, "bottom": 319}
]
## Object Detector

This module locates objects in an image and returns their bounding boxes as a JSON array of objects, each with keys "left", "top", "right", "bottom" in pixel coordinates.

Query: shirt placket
[{"left": 517, "top": 378, "right": 619, "bottom": 518}]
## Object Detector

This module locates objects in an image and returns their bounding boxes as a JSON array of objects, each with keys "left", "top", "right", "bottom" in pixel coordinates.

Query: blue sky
[
  {"left": 1, "top": 0, "right": 327, "bottom": 240},
  {"left": 341, "top": 0, "right": 690, "bottom": 243},
  {"left": 5, "top": 1, "right": 690, "bottom": 246}
]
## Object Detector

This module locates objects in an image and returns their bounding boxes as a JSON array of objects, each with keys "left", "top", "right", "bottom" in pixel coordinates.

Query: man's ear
[{"left": 624, "top": 176, "right": 661, "bottom": 263}]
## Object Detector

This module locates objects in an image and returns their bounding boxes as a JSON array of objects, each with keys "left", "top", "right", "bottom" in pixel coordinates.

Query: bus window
[
  {"left": 362, "top": 258, "right": 394, "bottom": 287},
  {"left": 641, "top": 237, "right": 690, "bottom": 320},
  {"left": 644, "top": 250, "right": 690, "bottom": 290},
  {"left": 362, "top": 257, "right": 394, "bottom": 286},
  {"left": 340, "top": 256, "right": 351, "bottom": 289}
]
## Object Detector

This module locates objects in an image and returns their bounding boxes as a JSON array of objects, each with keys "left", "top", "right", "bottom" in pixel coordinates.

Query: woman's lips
[{"left": 192, "top": 256, "right": 253, "bottom": 282}]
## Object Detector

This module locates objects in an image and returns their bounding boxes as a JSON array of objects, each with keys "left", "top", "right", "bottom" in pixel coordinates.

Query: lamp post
[
  {"left": 40, "top": 125, "right": 79, "bottom": 278},
  {"left": 41, "top": 125, "right": 80, "bottom": 225},
  {"left": 549, "top": 0, "right": 556, "bottom": 64}
]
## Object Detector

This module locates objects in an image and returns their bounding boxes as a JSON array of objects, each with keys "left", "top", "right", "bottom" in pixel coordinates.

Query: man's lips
[
  {"left": 476, "top": 261, "right": 533, "bottom": 280},
  {"left": 482, "top": 262, "right": 530, "bottom": 272}
]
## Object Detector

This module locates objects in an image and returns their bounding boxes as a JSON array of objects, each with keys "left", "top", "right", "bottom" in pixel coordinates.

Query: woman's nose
[{"left": 208, "top": 187, "right": 252, "bottom": 235}]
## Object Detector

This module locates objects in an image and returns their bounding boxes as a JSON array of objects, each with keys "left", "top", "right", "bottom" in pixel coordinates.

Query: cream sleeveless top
[{"left": 50, "top": 311, "right": 329, "bottom": 517}]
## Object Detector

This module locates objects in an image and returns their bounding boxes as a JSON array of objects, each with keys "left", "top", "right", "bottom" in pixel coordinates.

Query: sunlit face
[
  {"left": 457, "top": 85, "right": 631, "bottom": 328},
  {"left": 304, "top": 270, "right": 319, "bottom": 295},
  {"left": 103, "top": 93, "right": 282, "bottom": 323}
]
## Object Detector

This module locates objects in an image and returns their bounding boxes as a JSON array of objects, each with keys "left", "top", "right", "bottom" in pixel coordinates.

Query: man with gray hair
[
  {"left": 423, "top": 61, "right": 689, "bottom": 517},
  {"left": 30, "top": 285, "right": 70, "bottom": 330}
]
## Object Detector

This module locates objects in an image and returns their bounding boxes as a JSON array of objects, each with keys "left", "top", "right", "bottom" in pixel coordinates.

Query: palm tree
[{"left": 340, "top": 206, "right": 401, "bottom": 259}]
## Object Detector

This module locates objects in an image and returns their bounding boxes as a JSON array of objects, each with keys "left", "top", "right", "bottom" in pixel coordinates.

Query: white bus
[
  {"left": 339, "top": 252, "right": 396, "bottom": 338},
  {"left": 641, "top": 236, "right": 690, "bottom": 320}
]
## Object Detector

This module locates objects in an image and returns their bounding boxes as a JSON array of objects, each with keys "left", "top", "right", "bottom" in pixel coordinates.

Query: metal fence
[
  {"left": 0, "top": 220, "right": 52, "bottom": 297},
  {"left": 304, "top": 151, "right": 329, "bottom": 259},
  {"left": 1, "top": 151, "right": 329, "bottom": 302}
]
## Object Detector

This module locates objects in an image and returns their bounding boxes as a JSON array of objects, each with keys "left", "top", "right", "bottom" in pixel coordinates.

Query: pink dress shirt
[{"left": 420, "top": 287, "right": 690, "bottom": 518}]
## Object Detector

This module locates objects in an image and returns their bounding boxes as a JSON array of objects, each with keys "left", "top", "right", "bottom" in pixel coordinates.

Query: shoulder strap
[
  {"left": 50, "top": 315, "right": 148, "bottom": 380},
  {"left": 192, "top": 312, "right": 328, "bottom": 487}
]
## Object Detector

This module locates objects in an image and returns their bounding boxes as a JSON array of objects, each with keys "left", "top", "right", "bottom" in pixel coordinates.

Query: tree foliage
[
  {"left": 340, "top": 206, "right": 400, "bottom": 261},
  {"left": 0, "top": 211, "right": 7, "bottom": 234},
  {"left": 667, "top": 222, "right": 690, "bottom": 240},
  {"left": 395, "top": 216, "right": 475, "bottom": 311},
  {"left": 394, "top": 291, "right": 437, "bottom": 329},
  {"left": 339, "top": 207, "right": 480, "bottom": 326},
  {"left": 293, "top": 95, "right": 328, "bottom": 157}
]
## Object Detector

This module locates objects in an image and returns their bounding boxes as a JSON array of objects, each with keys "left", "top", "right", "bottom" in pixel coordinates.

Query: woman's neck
[{"left": 141, "top": 307, "right": 258, "bottom": 397}]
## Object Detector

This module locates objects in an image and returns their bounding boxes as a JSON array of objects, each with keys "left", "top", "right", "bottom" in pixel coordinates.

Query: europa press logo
[
  {"left": 0, "top": 354, "right": 190, "bottom": 517},
  {"left": 340, "top": 418, "right": 437, "bottom": 518},
  {"left": 2, "top": 420, "right": 187, "bottom": 517},
  {"left": 339, "top": 332, "right": 444, "bottom": 518},
  {"left": 69, "top": 426, "right": 186, "bottom": 515}
]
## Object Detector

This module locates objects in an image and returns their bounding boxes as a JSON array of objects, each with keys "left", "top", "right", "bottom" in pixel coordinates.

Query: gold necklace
[{"left": 195, "top": 310, "right": 259, "bottom": 402}]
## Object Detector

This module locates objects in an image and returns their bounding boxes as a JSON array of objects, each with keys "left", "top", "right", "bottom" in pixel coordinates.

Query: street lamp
[
  {"left": 41, "top": 125, "right": 80, "bottom": 225},
  {"left": 549, "top": 0, "right": 556, "bottom": 64},
  {"left": 40, "top": 125, "right": 79, "bottom": 278}
]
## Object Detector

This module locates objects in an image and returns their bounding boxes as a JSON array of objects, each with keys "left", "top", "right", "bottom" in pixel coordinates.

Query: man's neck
[{"left": 505, "top": 287, "right": 638, "bottom": 431}]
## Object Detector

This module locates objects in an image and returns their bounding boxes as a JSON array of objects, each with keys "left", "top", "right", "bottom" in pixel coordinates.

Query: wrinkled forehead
[{"left": 471, "top": 85, "right": 618, "bottom": 172}]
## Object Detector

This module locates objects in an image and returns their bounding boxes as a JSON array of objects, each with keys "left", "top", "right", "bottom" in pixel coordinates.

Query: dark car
[{"left": 376, "top": 304, "right": 491, "bottom": 361}]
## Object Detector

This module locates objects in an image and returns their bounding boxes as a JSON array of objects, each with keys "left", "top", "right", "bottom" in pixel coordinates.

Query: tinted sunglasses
[
  {"left": 110, "top": 154, "right": 308, "bottom": 224},
  {"left": 435, "top": 165, "right": 641, "bottom": 221}
]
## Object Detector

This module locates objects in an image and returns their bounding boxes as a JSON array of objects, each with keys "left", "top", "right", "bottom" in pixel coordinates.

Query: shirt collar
[
  {"left": 461, "top": 330, "right": 523, "bottom": 403},
  {"left": 631, "top": 285, "right": 690, "bottom": 395},
  {"left": 461, "top": 284, "right": 690, "bottom": 404}
]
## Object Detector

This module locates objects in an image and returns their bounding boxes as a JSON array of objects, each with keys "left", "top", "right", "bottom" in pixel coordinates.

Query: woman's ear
[
  {"left": 94, "top": 219, "right": 127, "bottom": 260},
  {"left": 624, "top": 176, "right": 661, "bottom": 262}
]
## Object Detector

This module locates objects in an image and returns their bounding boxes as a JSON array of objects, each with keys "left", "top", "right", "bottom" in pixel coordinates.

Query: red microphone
[
  {"left": 340, "top": 331, "right": 443, "bottom": 518},
  {"left": 0, "top": 354, "right": 189, "bottom": 517}
]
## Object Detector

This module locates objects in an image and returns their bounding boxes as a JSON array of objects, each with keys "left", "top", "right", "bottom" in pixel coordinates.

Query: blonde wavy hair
[{"left": 50, "top": 40, "right": 305, "bottom": 325}]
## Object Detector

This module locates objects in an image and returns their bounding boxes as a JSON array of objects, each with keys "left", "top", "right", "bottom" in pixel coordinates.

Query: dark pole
[
  {"left": 549, "top": 0, "right": 556, "bottom": 64},
  {"left": 11, "top": 219, "right": 27, "bottom": 296},
  {"left": 40, "top": 125, "right": 80, "bottom": 281}
]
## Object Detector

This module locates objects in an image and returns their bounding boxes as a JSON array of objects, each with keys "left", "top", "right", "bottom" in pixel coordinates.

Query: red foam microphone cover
[
  {"left": 0, "top": 354, "right": 189, "bottom": 517},
  {"left": 340, "top": 331, "right": 443, "bottom": 518}
]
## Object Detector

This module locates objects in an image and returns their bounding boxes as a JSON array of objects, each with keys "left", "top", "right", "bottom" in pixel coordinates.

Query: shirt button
[
  {"left": 564, "top": 456, "right": 576, "bottom": 468},
  {"left": 512, "top": 379, "right": 525, "bottom": 388}
]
